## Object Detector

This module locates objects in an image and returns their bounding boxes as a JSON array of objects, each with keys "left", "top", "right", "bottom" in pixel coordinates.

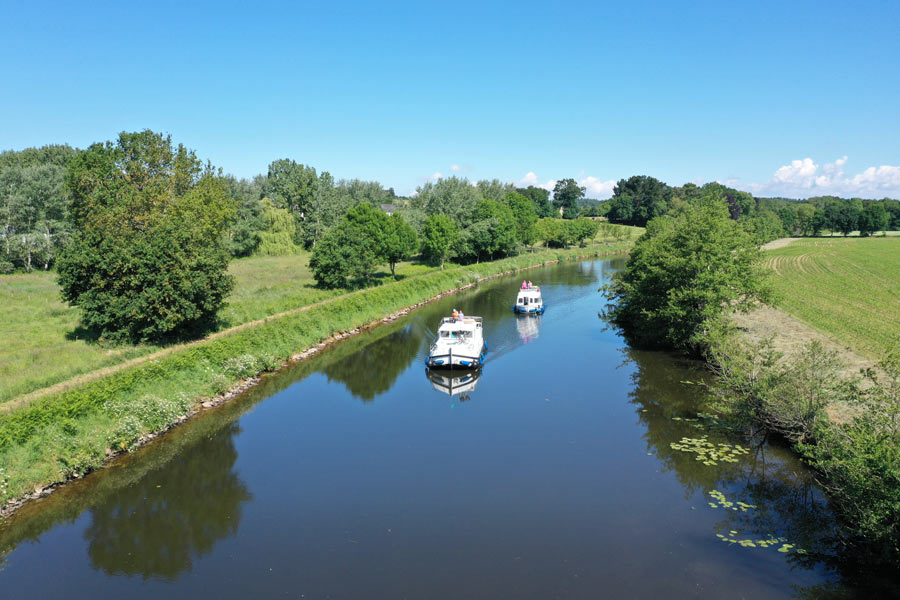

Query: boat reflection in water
[
  {"left": 516, "top": 312, "right": 541, "bottom": 344},
  {"left": 425, "top": 367, "right": 482, "bottom": 402}
]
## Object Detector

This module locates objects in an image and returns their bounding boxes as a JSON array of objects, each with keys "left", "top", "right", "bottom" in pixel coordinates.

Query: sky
[{"left": 1, "top": 0, "right": 898, "bottom": 198}]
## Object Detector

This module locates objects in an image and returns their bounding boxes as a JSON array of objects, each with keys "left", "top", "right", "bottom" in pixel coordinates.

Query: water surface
[{"left": 0, "top": 259, "right": 891, "bottom": 598}]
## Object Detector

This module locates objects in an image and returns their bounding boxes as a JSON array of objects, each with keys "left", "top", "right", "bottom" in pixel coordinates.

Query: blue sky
[{"left": 2, "top": 0, "right": 898, "bottom": 198}]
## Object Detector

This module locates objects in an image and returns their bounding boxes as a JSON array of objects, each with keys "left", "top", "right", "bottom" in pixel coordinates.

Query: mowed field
[
  {"left": 0, "top": 252, "right": 436, "bottom": 404},
  {"left": 763, "top": 237, "right": 900, "bottom": 358}
]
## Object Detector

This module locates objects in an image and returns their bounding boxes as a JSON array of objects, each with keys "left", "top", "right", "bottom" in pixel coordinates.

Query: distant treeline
[
  {"left": 591, "top": 175, "right": 900, "bottom": 241},
  {"left": 0, "top": 143, "right": 601, "bottom": 274}
]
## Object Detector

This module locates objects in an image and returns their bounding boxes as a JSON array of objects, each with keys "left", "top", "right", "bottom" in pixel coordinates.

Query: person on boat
[
  {"left": 527, "top": 280, "right": 533, "bottom": 288},
  {"left": 522, "top": 280, "right": 527, "bottom": 289},
  {"left": 458, "top": 309, "right": 464, "bottom": 320},
  {"left": 452, "top": 309, "right": 459, "bottom": 321}
]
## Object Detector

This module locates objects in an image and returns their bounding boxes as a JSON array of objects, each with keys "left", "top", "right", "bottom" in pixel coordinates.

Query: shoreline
[{"left": 0, "top": 246, "right": 630, "bottom": 521}]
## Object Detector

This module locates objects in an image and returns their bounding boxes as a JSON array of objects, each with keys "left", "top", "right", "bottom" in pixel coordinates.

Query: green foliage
[
  {"left": 420, "top": 214, "right": 459, "bottom": 268},
  {"left": 412, "top": 176, "right": 480, "bottom": 226},
  {"left": 454, "top": 198, "right": 517, "bottom": 263},
  {"left": 571, "top": 218, "right": 600, "bottom": 246},
  {"left": 552, "top": 178, "right": 585, "bottom": 219},
  {"left": 536, "top": 218, "right": 574, "bottom": 248},
  {"left": 744, "top": 208, "right": 786, "bottom": 244},
  {"left": 308, "top": 202, "right": 389, "bottom": 287},
  {"left": 504, "top": 192, "right": 538, "bottom": 247},
  {"left": 607, "top": 175, "right": 672, "bottom": 226},
  {"left": 801, "top": 350, "right": 900, "bottom": 545},
  {"left": 255, "top": 198, "right": 302, "bottom": 255},
  {"left": 57, "top": 131, "right": 235, "bottom": 343},
  {"left": 382, "top": 213, "right": 418, "bottom": 276},
  {"left": 516, "top": 185, "right": 554, "bottom": 217},
  {"left": 224, "top": 175, "right": 266, "bottom": 257},
  {"left": 706, "top": 329, "right": 847, "bottom": 442},
  {"left": 606, "top": 201, "right": 772, "bottom": 353},
  {"left": 0, "top": 147, "right": 75, "bottom": 271}
]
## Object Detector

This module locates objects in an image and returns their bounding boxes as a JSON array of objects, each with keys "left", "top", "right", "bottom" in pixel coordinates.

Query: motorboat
[
  {"left": 513, "top": 284, "right": 545, "bottom": 314},
  {"left": 426, "top": 367, "right": 481, "bottom": 401},
  {"left": 425, "top": 315, "right": 487, "bottom": 369}
]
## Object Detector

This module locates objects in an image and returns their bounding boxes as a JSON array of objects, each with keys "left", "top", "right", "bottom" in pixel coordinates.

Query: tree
[
  {"left": 420, "top": 214, "right": 459, "bottom": 268},
  {"left": 552, "top": 178, "right": 585, "bottom": 219},
  {"left": 605, "top": 201, "right": 772, "bottom": 354},
  {"left": 516, "top": 185, "right": 554, "bottom": 217},
  {"left": 455, "top": 199, "right": 517, "bottom": 263},
  {"left": 796, "top": 203, "right": 816, "bottom": 236},
  {"left": 382, "top": 213, "right": 418, "bottom": 277},
  {"left": 606, "top": 175, "right": 672, "bottom": 226},
  {"left": 57, "top": 130, "right": 235, "bottom": 343},
  {"left": 224, "top": 175, "right": 265, "bottom": 257},
  {"left": 570, "top": 218, "right": 600, "bottom": 247},
  {"left": 263, "top": 159, "right": 317, "bottom": 244},
  {"left": 504, "top": 192, "right": 538, "bottom": 248},
  {"left": 412, "top": 176, "right": 480, "bottom": 226},
  {"left": 308, "top": 202, "right": 389, "bottom": 287},
  {"left": 858, "top": 202, "right": 890, "bottom": 236},
  {"left": 744, "top": 209, "right": 785, "bottom": 245}
]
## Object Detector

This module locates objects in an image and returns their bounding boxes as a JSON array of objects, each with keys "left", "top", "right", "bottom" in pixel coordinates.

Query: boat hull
[
  {"left": 513, "top": 304, "right": 545, "bottom": 315},
  {"left": 426, "top": 345, "right": 487, "bottom": 369}
]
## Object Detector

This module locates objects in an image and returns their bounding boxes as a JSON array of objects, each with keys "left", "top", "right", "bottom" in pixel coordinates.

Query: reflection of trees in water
[
  {"left": 623, "top": 346, "right": 900, "bottom": 597},
  {"left": 84, "top": 421, "right": 251, "bottom": 581},
  {"left": 321, "top": 324, "right": 423, "bottom": 402}
]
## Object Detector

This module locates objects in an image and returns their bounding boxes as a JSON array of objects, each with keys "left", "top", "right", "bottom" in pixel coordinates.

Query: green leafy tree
[
  {"left": 858, "top": 201, "right": 890, "bottom": 237},
  {"left": 57, "top": 130, "right": 235, "bottom": 342},
  {"left": 605, "top": 200, "right": 772, "bottom": 353},
  {"left": 309, "top": 202, "right": 389, "bottom": 287},
  {"left": 552, "top": 178, "right": 585, "bottom": 219},
  {"left": 413, "top": 176, "right": 480, "bottom": 226},
  {"left": 224, "top": 175, "right": 265, "bottom": 257},
  {"left": 382, "top": 213, "right": 418, "bottom": 277},
  {"left": 570, "top": 218, "right": 600, "bottom": 247},
  {"left": 606, "top": 175, "right": 672, "bottom": 226},
  {"left": 455, "top": 198, "right": 517, "bottom": 263},
  {"left": 420, "top": 214, "right": 459, "bottom": 268},
  {"left": 516, "top": 185, "right": 554, "bottom": 217},
  {"left": 796, "top": 203, "right": 816, "bottom": 236},
  {"left": 504, "top": 192, "right": 538, "bottom": 248},
  {"left": 263, "top": 159, "right": 317, "bottom": 244},
  {"left": 744, "top": 209, "right": 786, "bottom": 244}
]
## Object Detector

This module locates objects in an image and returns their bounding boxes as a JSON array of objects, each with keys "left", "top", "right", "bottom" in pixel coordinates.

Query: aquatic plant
[{"left": 670, "top": 435, "right": 749, "bottom": 466}]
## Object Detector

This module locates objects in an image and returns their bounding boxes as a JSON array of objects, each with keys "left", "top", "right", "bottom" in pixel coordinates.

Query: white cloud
[
  {"left": 431, "top": 171, "right": 443, "bottom": 180},
  {"left": 579, "top": 176, "right": 616, "bottom": 199},
  {"left": 729, "top": 156, "right": 900, "bottom": 198},
  {"left": 517, "top": 171, "right": 539, "bottom": 186},
  {"left": 450, "top": 164, "right": 461, "bottom": 172}
]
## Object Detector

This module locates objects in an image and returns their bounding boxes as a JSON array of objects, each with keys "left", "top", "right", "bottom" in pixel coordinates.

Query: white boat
[
  {"left": 425, "top": 316, "right": 487, "bottom": 369},
  {"left": 426, "top": 368, "right": 481, "bottom": 400},
  {"left": 513, "top": 285, "right": 545, "bottom": 314}
]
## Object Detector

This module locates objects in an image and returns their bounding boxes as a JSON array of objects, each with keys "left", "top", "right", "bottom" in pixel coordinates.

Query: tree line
[{"left": 600, "top": 175, "right": 900, "bottom": 240}]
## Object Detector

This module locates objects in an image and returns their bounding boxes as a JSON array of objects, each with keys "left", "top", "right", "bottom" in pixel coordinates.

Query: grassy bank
[
  {"left": 0, "top": 241, "right": 633, "bottom": 514},
  {"left": 0, "top": 251, "right": 436, "bottom": 404},
  {"left": 762, "top": 237, "right": 900, "bottom": 358}
]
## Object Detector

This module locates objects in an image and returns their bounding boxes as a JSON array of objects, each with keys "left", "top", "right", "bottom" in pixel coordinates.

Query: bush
[{"left": 605, "top": 201, "right": 771, "bottom": 353}]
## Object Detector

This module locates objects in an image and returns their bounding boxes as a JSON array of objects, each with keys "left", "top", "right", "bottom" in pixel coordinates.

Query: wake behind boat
[{"left": 425, "top": 312, "right": 487, "bottom": 369}]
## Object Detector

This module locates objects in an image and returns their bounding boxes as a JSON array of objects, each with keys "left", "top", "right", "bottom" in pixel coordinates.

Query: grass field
[
  {"left": 0, "top": 251, "right": 436, "bottom": 404},
  {"left": 0, "top": 225, "right": 642, "bottom": 404},
  {"left": 763, "top": 237, "right": 900, "bottom": 358}
]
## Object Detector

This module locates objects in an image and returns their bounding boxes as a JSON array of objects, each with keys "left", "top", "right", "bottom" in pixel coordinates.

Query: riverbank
[{"left": 0, "top": 243, "right": 631, "bottom": 519}]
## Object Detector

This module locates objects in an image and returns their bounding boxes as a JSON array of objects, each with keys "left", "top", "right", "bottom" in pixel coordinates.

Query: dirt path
[
  {"left": 761, "top": 237, "right": 801, "bottom": 251},
  {"left": 1, "top": 287, "right": 370, "bottom": 414}
]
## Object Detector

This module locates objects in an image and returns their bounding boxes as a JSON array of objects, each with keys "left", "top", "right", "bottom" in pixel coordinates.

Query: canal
[{"left": 0, "top": 258, "right": 891, "bottom": 598}]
